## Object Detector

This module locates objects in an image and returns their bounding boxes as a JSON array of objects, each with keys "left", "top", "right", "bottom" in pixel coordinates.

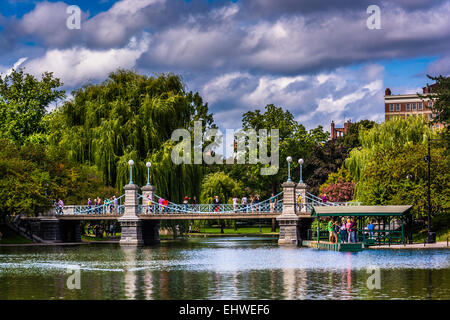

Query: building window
[
  {"left": 418, "top": 103, "right": 423, "bottom": 110},
  {"left": 429, "top": 101, "right": 433, "bottom": 107},
  {"left": 396, "top": 104, "right": 400, "bottom": 111},
  {"left": 406, "top": 103, "right": 410, "bottom": 111},
  {"left": 428, "top": 113, "right": 433, "bottom": 121},
  {"left": 389, "top": 104, "right": 394, "bottom": 111},
  {"left": 412, "top": 103, "right": 417, "bottom": 110}
]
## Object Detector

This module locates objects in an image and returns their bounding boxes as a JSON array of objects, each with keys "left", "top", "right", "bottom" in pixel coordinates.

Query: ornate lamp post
[
  {"left": 298, "top": 158, "right": 304, "bottom": 183},
  {"left": 286, "top": 156, "right": 292, "bottom": 182},
  {"left": 128, "top": 159, "right": 134, "bottom": 184},
  {"left": 146, "top": 162, "right": 151, "bottom": 186}
]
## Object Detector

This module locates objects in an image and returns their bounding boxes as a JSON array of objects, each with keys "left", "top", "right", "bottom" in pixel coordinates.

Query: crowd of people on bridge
[
  {"left": 143, "top": 194, "right": 279, "bottom": 214},
  {"left": 86, "top": 196, "right": 119, "bottom": 214}
]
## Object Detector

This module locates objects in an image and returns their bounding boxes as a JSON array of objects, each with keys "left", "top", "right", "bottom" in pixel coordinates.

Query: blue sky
[{"left": 1, "top": 0, "right": 449, "bottom": 131}]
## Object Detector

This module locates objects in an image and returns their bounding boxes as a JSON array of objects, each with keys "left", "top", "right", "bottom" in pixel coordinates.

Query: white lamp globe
[
  {"left": 298, "top": 158, "right": 304, "bottom": 165},
  {"left": 286, "top": 156, "right": 292, "bottom": 162},
  {"left": 146, "top": 162, "right": 151, "bottom": 168},
  {"left": 128, "top": 159, "right": 134, "bottom": 166}
]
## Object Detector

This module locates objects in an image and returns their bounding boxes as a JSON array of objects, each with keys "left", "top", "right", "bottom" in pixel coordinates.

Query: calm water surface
[{"left": 0, "top": 237, "right": 449, "bottom": 300}]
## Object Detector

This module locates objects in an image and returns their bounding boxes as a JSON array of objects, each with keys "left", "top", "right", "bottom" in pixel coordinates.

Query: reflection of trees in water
[{"left": 111, "top": 267, "right": 449, "bottom": 300}]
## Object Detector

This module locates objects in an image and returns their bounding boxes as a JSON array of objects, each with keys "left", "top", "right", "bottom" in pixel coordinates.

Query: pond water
[{"left": 0, "top": 237, "right": 449, "bottom": 300}]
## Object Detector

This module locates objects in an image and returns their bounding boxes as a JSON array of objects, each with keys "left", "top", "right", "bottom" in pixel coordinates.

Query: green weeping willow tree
[
  {"left": 345, "top": 117, "right": 449, "bottom": 222},
  {"left": 48, "top": 69, "right": 214, "bottom": 203}
]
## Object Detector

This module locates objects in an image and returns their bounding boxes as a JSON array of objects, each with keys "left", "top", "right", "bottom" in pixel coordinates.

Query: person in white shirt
[
  {"left": 241, "top": 196, "right": 248, "bottom": 213},
  {"left": 232, "top": 196, "right": 238, "bottom": 212}
]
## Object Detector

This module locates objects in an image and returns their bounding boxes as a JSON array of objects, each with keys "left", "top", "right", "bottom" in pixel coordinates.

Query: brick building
[
  {"left": 384, "top": 83, "right": 443, "bottom": 129},
  {"left": 330, "top": 120, "right": 351, "bottom": 140}
]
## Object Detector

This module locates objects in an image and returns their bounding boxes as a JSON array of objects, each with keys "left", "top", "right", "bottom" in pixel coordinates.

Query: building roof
[{"left": 311, "top": 205, "right": 413, "bottom": 217}]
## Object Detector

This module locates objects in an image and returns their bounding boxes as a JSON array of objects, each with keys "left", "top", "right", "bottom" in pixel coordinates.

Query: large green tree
[
  {"left": 346, "top": 117, "right": 449, "bottom": 226},
  {"left": 200, "top": 172, "right": 243, "bottom": 204},
  {"left": 0, "top": 69, "right": 65, "bottom": 145},
  {"left": 49, "top": 69, "right": 214, "bottom": 200},
  {"left": 421, "top": 75, "right": 450, "bottom": 152},
  {"left": 224, "top": 104, "right": 328, "bottom": 197},
  {"left": 303, "top": 119, "right": 376, "bottom": 196},
  {"left": 0, "top": 139, "right": 116, "bottom": 217}
]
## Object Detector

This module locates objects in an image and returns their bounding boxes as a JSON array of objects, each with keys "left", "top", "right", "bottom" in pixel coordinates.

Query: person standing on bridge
[
  {"left": 241, "top": 196, "right": 248, "bottom": 213},
  {"left": 297, "top": 193, "right": 302, "bottom": 212},
  {"left": 87, "top": 198, "right": 92, "bottom": 214},
  {"left": 113, "top": 196, "right": 118, "bottom": 214},
  {"left": 321, "top": 193, "right": 328, "bottom": 203},
  {"left": 97, "top": 197, "right": 102, "bottom": 214},
  {"left": 213, "top": 195, "right": 219, "bottom": 212},
  {"left": 183, "top": 195, "right": 190, "bottom": 212},
  {"left": 158, "top": 197, "right": 164, "bottom": 213},
  {"left": 232, "top": 196, "right": 238, "bottom": 213},
  {"left": 146, "top": 195, "right": 153, "bottom": 214},
  {"left": 270, "top": 193, "right": 277, "bottom": 212},
  {"left": 213, "top": 196, "right": 220, "bottom": 212},
  {"left": 108, "top": 197, "right": 113, "bottom": 214},
  {"left": 254, "top": 195, "right": 260, "bottom": 212},
  {"left": 191, "top": 196, "right": 197, "bottom": 212},
  {"left": 104, "top": 198, "right": 111, "bottom": 214},
  {"left": 57, "top": 198, "right": 64, "bottom": 214},
  {"left": 249, "top": 196, "right": 255, "bottom": 213}
]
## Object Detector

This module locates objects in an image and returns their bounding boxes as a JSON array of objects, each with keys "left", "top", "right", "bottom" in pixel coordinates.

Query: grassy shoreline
[{"left": 0, "top": 225, "right": 33, "bottom": 244}]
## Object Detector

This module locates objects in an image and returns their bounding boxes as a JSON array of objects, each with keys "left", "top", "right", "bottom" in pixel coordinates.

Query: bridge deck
[{"left": 53, "top": 212, "right": 312, "bottom": 220}]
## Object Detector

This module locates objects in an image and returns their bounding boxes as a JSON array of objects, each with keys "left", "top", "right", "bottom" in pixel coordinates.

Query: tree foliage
[
  {"left": 303, "top": 139, "right": 348, "bottom": 195},
  {"left": 319, "top": 166, "right": 355, "bottom": 202},
  {"left": 49, "top": 69, "right": 214, "bottom": 200},
  {"left": 0, "top": 139, "right": 115, "bottom": 217},
  {"left": 223, "top": 104, "right": 328, "bottom": 197},
  {"left": 0, "top": 69, "right": 65, "bottom": 144},
  {"left": 200, "top": 172, "right": 243, "bottom": 204},
  {"left": 346, "top": 117, "right": 449, "bottom": 222}
]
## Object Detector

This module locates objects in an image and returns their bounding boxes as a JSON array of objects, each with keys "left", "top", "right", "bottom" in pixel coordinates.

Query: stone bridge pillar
[
  {"left": 276, "top": 181, "right": 300, "bottom": 245},
  {"left": 141, "top": 185, "right": 155, "bottom": 214},
  {"left": 296, "top": 182, "right": 307, "bottom": 214},
  {"left": 141, "top": 184, "right": 160, "bottom": 245},
  {"left": 277, "top": 181, "right": 312, "bottom": 246},
  {"left": 118, "top": 184, "right": 144, "bottom": 245},
  {"left": 296, "top": 182, "right": 313, "bottom": 241}
]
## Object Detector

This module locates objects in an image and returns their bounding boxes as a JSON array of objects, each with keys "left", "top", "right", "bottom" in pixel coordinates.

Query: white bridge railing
[
  {"left": 139, "top": 193, "right": 284, "bottom": 214},
  {"left": 55, "top": 190, "right": 361, "bottom": 216}
]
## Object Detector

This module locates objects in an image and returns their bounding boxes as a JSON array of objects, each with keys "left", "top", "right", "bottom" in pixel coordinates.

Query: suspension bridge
[
  {"left": 20, "top": 180, "right": 361, "bottom": 245},
  {"left": 57, "top": 191, "right": 360, "bottom": 219}
]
